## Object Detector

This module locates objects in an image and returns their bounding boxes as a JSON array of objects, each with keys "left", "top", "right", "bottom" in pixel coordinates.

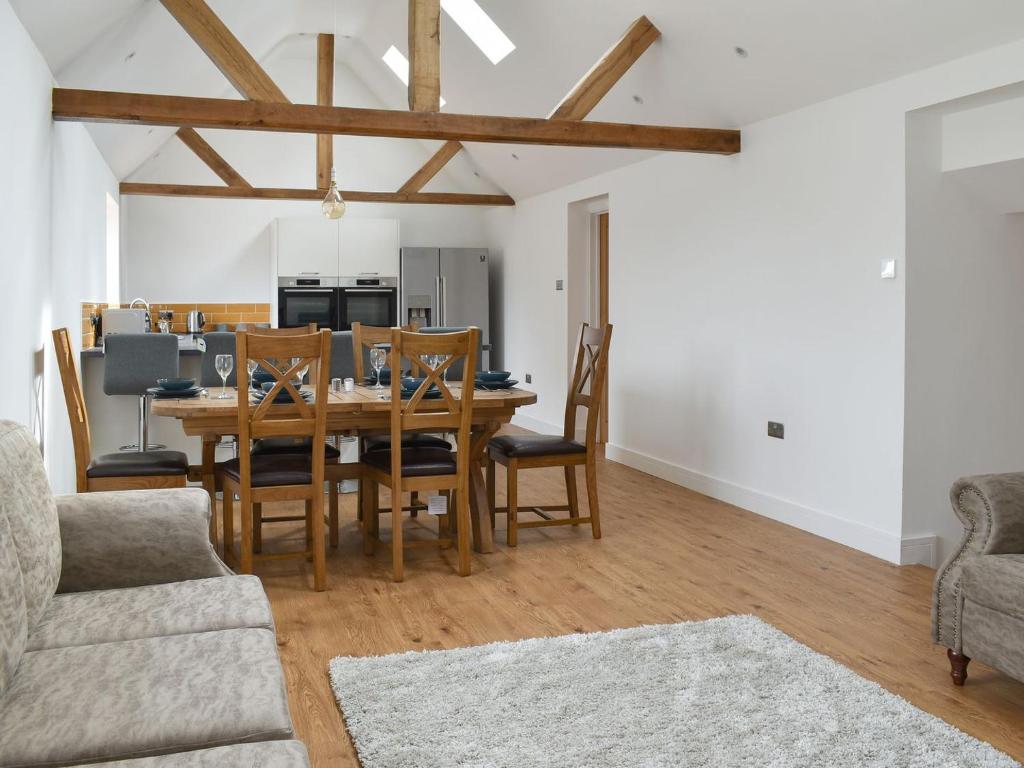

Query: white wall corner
[
  {"left": 900, "top": 535, "right": 938, "bottom": 568},
  {"left": 604, "top": 443, "right": 904, "bottom": 565}
]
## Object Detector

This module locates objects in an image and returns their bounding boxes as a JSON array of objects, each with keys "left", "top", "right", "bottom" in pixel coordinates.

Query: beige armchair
[{"left": 932, "top": 473, "right": 1024, "bottom": 685}]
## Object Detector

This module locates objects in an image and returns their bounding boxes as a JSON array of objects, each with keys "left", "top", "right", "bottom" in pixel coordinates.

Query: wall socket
[
  {"left": 555, "top": 279, "right": 564, "bottom": 291},
  {"left": 768, "top": 421, "right": 785, "bottom": 439},
  {"left": 525, "top": 373, "right": 532, "bottom": 384}
]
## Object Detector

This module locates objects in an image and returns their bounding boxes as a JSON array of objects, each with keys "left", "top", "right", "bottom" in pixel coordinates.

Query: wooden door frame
[{"left": 596, "top": 211, "right": 609, "bottom": 447}]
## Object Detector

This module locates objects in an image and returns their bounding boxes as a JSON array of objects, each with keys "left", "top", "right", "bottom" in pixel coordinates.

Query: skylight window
[
  {"left": 441, "top": 0, "right": 515, "bottom": 64},
  {"left": 382, "top": 45, "right": 447, "bottom": 107}
]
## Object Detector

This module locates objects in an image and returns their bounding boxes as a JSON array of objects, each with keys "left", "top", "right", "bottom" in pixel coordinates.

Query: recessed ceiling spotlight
[
  {"left": 734, "top": 46, "right": 749, "bottom": 58},
  {"left": 632, "top": 94, "right": 644, "bottom": 104}
]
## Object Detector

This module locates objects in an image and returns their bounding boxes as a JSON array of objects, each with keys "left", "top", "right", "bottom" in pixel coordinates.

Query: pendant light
[
  {"left": 322, "top": 168, "right": 346, "bottom": 219},
  {"left": 321, "top": 0, "right": 345, "bottom": 219}
]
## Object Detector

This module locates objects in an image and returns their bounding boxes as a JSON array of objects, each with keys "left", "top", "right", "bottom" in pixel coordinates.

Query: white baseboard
[
  {"left": 900, "top": 535, "right": 938, "bottom": 568},
  {"left": 604, "top": 442, "right": 904, "bottom": 565}
]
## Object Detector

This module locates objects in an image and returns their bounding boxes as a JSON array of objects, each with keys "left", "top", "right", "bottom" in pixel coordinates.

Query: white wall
[
  {"left": 122, "top": 53, "right": 496, "bottom": 303},
  {"left": 487, "top": 36, "right": 1024, "bottom": 565},
  {"left": 0, "top": 0, "right": 118, "bottom": 492},
  {"left": 904, "top": 105, "right": 1024, "bottom": 562}
]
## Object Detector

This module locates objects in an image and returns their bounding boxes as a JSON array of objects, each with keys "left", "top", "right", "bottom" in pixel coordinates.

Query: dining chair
[
  {"left": 486, "top": 322, "right": 613, "bottom": 546},
  {"left": 416, "top": 326, "right": 484, "bottom": 380},
  {"left": 51, "top": 328, "right": 189, "bottom": 492},
  {"left": 217, "top": 329, "right": 332, "bottom": 591},
  {"left": 360, "top": 327, "right": 479, "bottom": 581}
]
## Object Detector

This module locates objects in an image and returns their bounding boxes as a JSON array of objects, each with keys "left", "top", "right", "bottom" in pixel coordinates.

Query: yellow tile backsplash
[{"left": 81, "top": 301, "right": 272, "bottom": 348}]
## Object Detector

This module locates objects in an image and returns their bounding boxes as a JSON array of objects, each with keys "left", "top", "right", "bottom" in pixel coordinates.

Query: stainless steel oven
[
  {"left": 277, "top": 276, "right": 341, "bottom": 330},
  {"left": 337, "top": 276, "right": 398, "bottom": 331}
]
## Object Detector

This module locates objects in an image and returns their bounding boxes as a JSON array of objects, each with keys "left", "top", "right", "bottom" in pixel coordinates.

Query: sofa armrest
[
  {"left": 56, "top": 488, "right": 232, "bottom": 593},
  {"left": 933, "top": 472, "right": 1024, "bottom": 649}
]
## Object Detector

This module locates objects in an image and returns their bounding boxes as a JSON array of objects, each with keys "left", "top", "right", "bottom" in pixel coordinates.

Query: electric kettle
[{"left": 186, "top": 310, "right": 206, "bottom": 334}]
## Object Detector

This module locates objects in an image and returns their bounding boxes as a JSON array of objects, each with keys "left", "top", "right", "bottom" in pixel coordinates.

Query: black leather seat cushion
[
  {"left": 251, "top": 437, "right": 341, "bottom": 460},
  {"left": 361, "top": 447, "right": 456, "bottom": 477},
  {"left": 221, "top": 454, "right": 313, "bottom": 487},
  {"left": 86, "top": 450, "right": 189, "bottom": 478},
  {"left": 488, "top": 434, "right": 587, "bottom": 459},
  {"left": 363, "top": 434, "right": 452, "bottom": 452}
]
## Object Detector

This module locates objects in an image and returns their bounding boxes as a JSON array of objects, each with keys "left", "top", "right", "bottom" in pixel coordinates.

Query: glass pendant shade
[{"left": 322, "top": 169, "right": 346, "bottom": 219}]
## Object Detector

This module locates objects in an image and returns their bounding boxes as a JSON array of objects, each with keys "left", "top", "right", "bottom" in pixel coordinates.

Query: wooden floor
[{"left": 242, "top": 446, "right": 1024, "bottom": 766}]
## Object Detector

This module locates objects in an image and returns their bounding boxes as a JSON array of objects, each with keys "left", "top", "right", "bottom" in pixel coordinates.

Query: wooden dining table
[{"left": 151, "top": 383, "right": 537, "bottom": 554}]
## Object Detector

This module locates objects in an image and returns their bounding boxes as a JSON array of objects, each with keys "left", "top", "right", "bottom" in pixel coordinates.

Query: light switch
[{"left": 881, "top": 257, "right": 896, "bottom": 280}]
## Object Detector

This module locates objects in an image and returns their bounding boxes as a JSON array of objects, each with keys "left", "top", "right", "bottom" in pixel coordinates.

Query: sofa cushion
[
  {"left": 962, "top": 554, "right": 1024, "bottom": 622},
  {"left": 0, "top": 508, "right": 27, "bottom": 696},
  {"left": 27, "top": 576, "right": 273, "bottom": 652},
  {"left": 0, "top": 628, "right": 293, "bottom": 768},
  {"left": 58, "top": 740, "right": 310, "bottom": 767},
  {"left": 0, "top": 421, "right": 61, "bottom": 632}
]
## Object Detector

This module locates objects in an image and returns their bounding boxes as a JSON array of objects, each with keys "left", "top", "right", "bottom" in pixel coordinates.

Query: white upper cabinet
[
  {"left": 275, "top": 218, "right": 339, "bottom": 277},
  {"left": 340, "top": 218, "right": 400, "bottom": 277}
]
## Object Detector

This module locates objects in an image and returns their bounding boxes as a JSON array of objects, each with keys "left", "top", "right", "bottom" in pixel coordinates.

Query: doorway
[{"left": 566, "top": 194, "right": 609, "bottom": 448}]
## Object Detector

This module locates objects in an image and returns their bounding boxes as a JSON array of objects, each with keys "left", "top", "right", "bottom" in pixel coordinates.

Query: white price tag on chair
[{"left": 427, "top": 495, "right": 447, "bottom": 516}]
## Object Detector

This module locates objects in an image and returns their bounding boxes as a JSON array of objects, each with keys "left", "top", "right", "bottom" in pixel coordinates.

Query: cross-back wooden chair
[
  {"left": 351, "top": 323, "right": 450, "bottom": 522},
  {"left": 217, "top": 329, "right": 332, "bottom": 591},
  {"left": 487, "top": 322, "right": 613, "bottom": 545},
  {"left": 360, "top": 327, "right": 479, "bottom": 581},
  {"left": 51, "top": 328, "right": 189, "bottom": 493}
]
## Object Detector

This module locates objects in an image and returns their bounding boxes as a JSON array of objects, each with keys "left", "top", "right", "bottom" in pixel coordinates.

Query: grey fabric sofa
[
  {"left": 932, "top": 472, "right": 1024, "bottom": 686},
  {"left": 0, "top": 420, "right": 310, "bottom": 767}
]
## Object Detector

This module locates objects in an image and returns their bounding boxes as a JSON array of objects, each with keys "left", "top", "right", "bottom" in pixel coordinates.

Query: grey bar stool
[
  {"left": 103, "top": 333, "right": 180, "bottom": 452},
  {"left": 330, "top": 331, "right": 356, "bottom": 380}
]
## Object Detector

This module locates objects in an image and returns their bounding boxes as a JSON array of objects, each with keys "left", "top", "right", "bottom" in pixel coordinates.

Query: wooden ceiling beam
[
  {"left": 408, "top": 0, "right": 441, "bottom": 112},
  {"left": 54, "top": 89, "right": 740, "bottom": 154},
  {"left": 549, "top": 15, "right": 661, "bottom": 120},
  {"left": 398, "top": 15, "right": 664, "bottom": 194},
  {"left": 316, "top": 33, "right": 334, "bottom": 189},
  {"left": 175, "top": 127, "right": 251, "bottom": 187},
  {"left": 159, "top": 0, "right": 289, "bottom": 103},
  {"left": 119, "top": 182, "right": 515, "bottom": 206}
]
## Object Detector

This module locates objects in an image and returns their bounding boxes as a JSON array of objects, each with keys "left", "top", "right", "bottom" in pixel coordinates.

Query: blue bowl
[
  {"left": 156, "top": 377, "right": 196, "bottom": 391},
  {"left": 252, "top": 370, "right": 276, "bottom": 385},
  {"left": 475, "top": 370, "right": 511, "bottom": 383},
  {"left": 261, "top": 380, "right": 302, "bottom": 393},
  {"left": 401, "top": 376, "right": 426, "bottom": 390}
]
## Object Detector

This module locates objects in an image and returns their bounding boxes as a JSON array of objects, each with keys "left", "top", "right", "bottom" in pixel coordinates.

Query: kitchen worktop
[{"left": 81, "top": 334, "right": 206, "bottom": 357}]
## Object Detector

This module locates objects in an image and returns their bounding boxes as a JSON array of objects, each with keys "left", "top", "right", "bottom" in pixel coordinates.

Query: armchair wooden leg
[
  {"left": 252, "top": 501, "right": 263, "bottom": 554},
  {"left": 585, "top": 455, "right": 601, "bottom": 539},
  {"left": 362, "top": 479, "right": 376, "bottom": 556},
  {"left": 507, "top": 459, "right": 519, "bottom": 547},
  {"left": 948, "top": 649, "right": 971, "bottom": 686},
  {"left": 486, "top": 453, "right": 496, "bottom": 528},
  {"left": 222, "top": 478, "right": 235, "bottom": 565},
  {"left": 392, "top": 490, "right": 404, "bottom": 582},
  {"left": 565, "top": 465, "right": 580, "bottom": 523},
  {"left": 456, "top": 479, "right": 471, "bottom": 576},
  {"left": 239, "top": 487, "right": 254, "bottom": 575},
  {"left": 312, "top": 491, "right": 327, "bottom": 592},
  {"left": 328, "top": 481, "right": 339, "bottom": 549}
]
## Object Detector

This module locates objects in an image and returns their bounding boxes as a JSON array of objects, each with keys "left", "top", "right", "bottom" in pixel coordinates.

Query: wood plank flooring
[{"left": 243, "top": 447, "right": 1024, "bottom": 766}]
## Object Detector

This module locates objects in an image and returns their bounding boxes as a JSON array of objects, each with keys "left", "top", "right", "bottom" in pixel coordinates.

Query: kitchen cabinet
[
  {"left": 340, "top": 218, "right": 400, "bottom": 277},
  {"left": 275, "top": 217, "right": 340, "bottom": 277},
  {"left": 274, "top": 217, "right": 400, "bottom": 277}
]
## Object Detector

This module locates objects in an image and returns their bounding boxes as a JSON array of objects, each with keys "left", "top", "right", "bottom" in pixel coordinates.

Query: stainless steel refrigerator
[{"left": 400, "top": 247, "right": 490, "bottom": 370}]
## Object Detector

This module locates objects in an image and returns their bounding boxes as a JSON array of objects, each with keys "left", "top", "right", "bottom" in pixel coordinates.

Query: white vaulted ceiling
[{"left": 13, "top": 0, "right": 1024, "bottom": 199}]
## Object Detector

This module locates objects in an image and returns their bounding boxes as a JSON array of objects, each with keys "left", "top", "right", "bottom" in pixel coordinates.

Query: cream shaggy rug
[{"left": 329, "top": 615, "right": 1018, "bottom": 768}]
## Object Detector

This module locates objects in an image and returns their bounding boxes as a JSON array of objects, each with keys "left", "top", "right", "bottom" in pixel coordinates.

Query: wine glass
[
  {"left": 370, "top": 347, "right": 387, "bottom": 389},
  {"left": 214, "top": 354, "right": 234, "bottom": 399},
  {"left": 291, "top": 357, "right": 310, "bottom": 386},
  {"left": 246, "top": 359, "right": 258, "bottom": 393}
]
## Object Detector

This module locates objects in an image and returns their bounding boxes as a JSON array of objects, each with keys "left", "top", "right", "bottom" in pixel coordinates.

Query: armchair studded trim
[{"left": 932, "top": 473, "right": 1024, "bottom": 650}]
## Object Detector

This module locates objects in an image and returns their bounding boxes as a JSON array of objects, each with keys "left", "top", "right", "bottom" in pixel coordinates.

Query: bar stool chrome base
[{"left": 118, "top": 394, "right": 166, "bottom": 452}]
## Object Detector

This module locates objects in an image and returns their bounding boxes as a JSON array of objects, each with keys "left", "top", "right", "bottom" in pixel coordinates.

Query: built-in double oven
[{"left": 277, "top": 276, "right": 398, "bottom": 331}]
